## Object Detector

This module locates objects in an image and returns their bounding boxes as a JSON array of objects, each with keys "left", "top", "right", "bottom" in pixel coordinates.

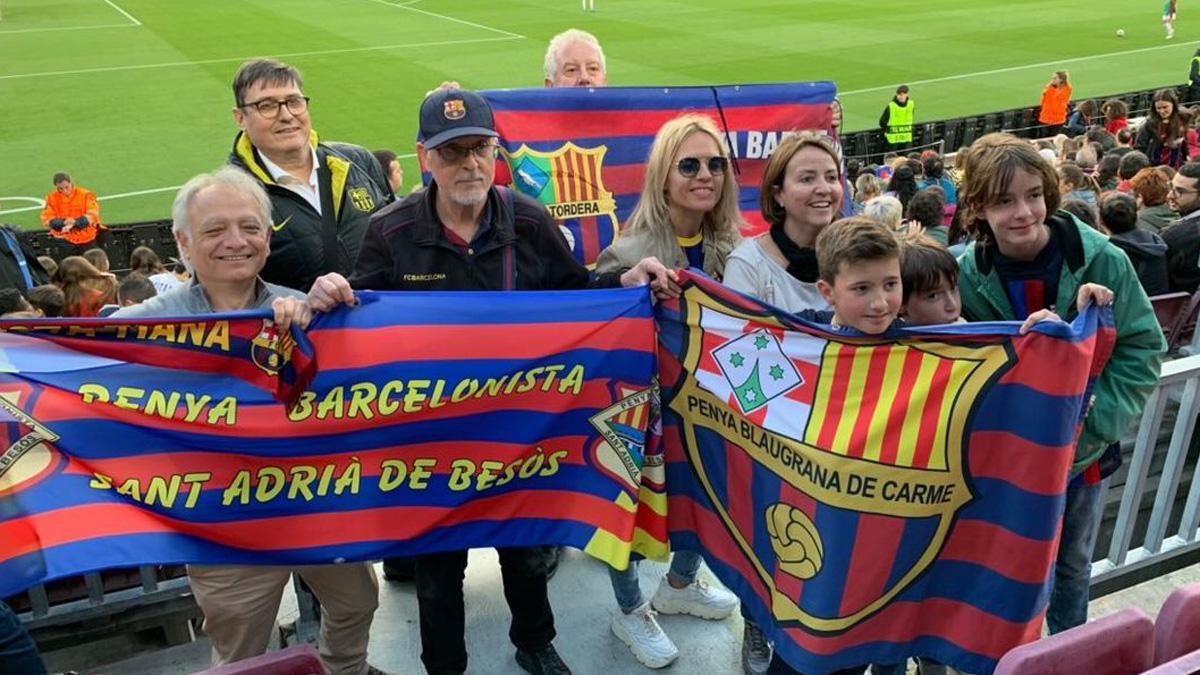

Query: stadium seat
[
  {"left": 1154, "top": 583, "right": 1200, "bottom": 664},
  {"left": 1169, "top": 290, "right": 1200, "bottom": 354},
  {"left": 1142, "top": 649, "right": 1200, "bottom": 674},
  {"left": 992, "top": 608, "right": 1154, "bottom": 675},
  {"left": 1150, "top": 292, "right": 1190, "bottom": 336},
  {"left": 194, "top": 645, "right": 325, "bottom": 675}
]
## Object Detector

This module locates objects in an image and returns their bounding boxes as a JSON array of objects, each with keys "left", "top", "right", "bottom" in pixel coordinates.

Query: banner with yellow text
[{"left": 0, "top": 288, "right": 661, "bottom": 600}]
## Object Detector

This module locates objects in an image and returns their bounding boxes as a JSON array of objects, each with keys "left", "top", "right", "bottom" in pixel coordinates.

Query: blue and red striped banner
[
  {"left": 477, "top": 83, "right": 836, "bottom": 266},
  {"left": 657, "top": 271, "right": 1115, "bottom": 675},
  {"left": 0, "top": 289, "right": 661, "bottom": 600}
]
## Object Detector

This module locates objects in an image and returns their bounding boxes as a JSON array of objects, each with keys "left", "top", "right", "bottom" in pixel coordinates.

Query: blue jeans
[
  {"left": 0, "top": 601, "right": 45, "bottom": 675},
  {"left": 609, "top": 550, "right": 702, "bottom": 612},
  {"left": 1046, "top": 479, "right": 1105, "bottom": 634}
]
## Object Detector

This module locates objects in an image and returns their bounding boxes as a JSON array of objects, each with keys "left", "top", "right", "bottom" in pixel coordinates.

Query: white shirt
[
  {"left": 723, "top": 237, "right": 831, "bottom": 314},
  {"left": 259, "top": 146, "right": 322, "bottom": 215}
]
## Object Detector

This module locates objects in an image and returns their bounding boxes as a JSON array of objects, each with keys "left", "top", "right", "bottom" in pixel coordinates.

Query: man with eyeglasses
[
  {"left": 228, "top": 58, "right": 393, "bottom": 294},
  {"left": 307, "top": 88, "right": 677, "bottom": 675},
  {"left": 1163, "top": 162, "right": 1200, "bottom": 293}
]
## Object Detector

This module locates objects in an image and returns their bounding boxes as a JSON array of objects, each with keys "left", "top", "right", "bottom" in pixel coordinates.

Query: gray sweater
[{"left": 113, "top": 277, "right": 303, "bottom": 317}]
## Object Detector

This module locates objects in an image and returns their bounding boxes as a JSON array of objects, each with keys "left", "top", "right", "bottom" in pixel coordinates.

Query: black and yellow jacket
[{"left": 229, "top": 130, "right": 393, "bottom": 292}]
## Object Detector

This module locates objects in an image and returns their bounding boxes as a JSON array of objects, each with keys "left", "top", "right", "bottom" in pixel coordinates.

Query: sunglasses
[{"left": 676, "top": 156, "right": 728, "bottom": 178}]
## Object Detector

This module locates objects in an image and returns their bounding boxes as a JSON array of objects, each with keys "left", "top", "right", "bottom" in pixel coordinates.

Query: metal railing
[{"left": 1093, "top": 337, "right": 1200, "bottom": 592}]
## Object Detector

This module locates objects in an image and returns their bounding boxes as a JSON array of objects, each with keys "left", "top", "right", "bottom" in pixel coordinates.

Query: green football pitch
[{"left": 0, "top": 0, "right": 1195, "bottom": 230}]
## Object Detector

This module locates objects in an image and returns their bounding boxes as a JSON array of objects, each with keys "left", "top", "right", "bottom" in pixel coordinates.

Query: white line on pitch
[
  {"left": 0, "top": 35, "right": 522, "bottom": 81},
  {"left": 102, "top": 0, "right": 143, "bottom": 26},
  {"left": 0, "top": 23, "right": 136, "bottom": 35},
  {"left": 0, "top": 186, "right": 181, "bottom": 215},
  {"left": 362, "top": 0, "right": 524, "bottom": 39},
  {"left": 839, "top": 41, "right": 1193, "bottom": 97}
]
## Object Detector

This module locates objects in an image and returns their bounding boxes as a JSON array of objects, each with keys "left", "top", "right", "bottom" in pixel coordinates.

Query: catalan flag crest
[{"left": 505, "top": 142, "right": 619, "bottom": 268}]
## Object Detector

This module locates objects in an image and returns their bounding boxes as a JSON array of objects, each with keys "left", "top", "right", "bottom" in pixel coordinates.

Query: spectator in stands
[
  {"left": 115, "top": 167, "right": 388, "bottom": 675},
  {"left": 228, "top": 58, "right": 393, "bottom": 294},
  {"left": 863, "top": 195, "right": 903, "bottom": 231},
  {"left": 1131, "top": 167, "right": 1176, "bottom": 232},
  {"left": 1118, "top": 151, "right": 1152, "bottom": 192},
  {"left": 372, "top": 149, "right": 404, "bottom": 195},
  {"left": 1101, "top": 192, "right": 1169, "bottom": 295},
  {"left": 595, "top": 113, "right": 743, "bottom": 672},
  {"left": 1136, "top": 88, "right": 1190, "bottom": 169},
  {"left": 1116, "top": 127, "right": 1134, "bottom": 148},
  {"left": 36, "top": 256, "right": 56, "bottom": 278},
  {"left": 1064, "top": 99, "right": 1098, "bottom": 136},
  {"left": 1061, "top": 199, "right": 1102, "bottom": 232},
  {"left": 1086, "top": 126, "right": 1117, "bottom": 153},
  {"left": 1058, "top": 163, "right": 1099, "bottom": 210},
  {"left": 1163, "top": 162, "right": 1200, "bottom": 293},
  {"left": 40, "top": 172, "right": 105, "bottom": 256},
  {"left": 853, "top": 173, "right": 883, "bottom": 214},
  {"left": 0, "top": 288, "right": 37, "bottom": 318},
  {"left": 906, "top": 188, "right": 948, "bottom": 244},
  {"left": 308, "top": 87, "right": 676, "bottom": 675},
  {"left": 117, "top": 273, "right": 157, "bottom": 307},
  {"left": 1097, "top": 153, "right": 1122, "bottom": 191},
  {"left": 52, "top": 256, "right": 115, "bottom": 317},
  {"left": 543, "top": 28, "right": 607, "bottom": 87},
  {"left": 0, "top": 599, "right": 46, "bottom": 675},
  {"left": 129, "top": 245, "right": 183, "bottom": 296},
  {"left": 0, "top": 225, "right": 51, "bottom": 292},
  {"left": 1186, "top": 106, "right": 1200, "bottom": 159},
  {"left": 1103, "top": 98, "right": 1130, "bottom": 135},
  {"left": 1038, "top": 71, "right": 1072, "bottom": 135},
  {"left": 26, "top": 285, "right": 64, "bottom": 318},
  {"left": 83, "top": 247, "right": 109, "bottom": 273},
  {"left": 726, "top": 133, "right": 845, "bottom": 311},
  {"left": 879, "top": 85, "right": 914, "bottom": 151},
  {"left": 885, "top": 163, "right": 918, "bottom": 211},
  {"left": 958, "top": 133, "right": 1163, "bottom": 636},
  {"left": 1075, "top": 143, "right": 1100, "bottom": 175}
]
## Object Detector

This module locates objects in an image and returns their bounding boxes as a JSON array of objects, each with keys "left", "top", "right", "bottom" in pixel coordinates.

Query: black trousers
[{"left": 416, "top": 547, "right": 556, "bottom": 675}]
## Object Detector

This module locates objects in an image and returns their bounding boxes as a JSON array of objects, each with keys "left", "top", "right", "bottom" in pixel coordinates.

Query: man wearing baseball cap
[{"left": 306, "top": 88, "right": 678, "bottom": 675}]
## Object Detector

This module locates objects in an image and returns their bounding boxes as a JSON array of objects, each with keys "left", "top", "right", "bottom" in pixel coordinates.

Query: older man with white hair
[
  {"left": 543, "top": 28, "right": 608, "bottom": 88},
  {"left": 114, "top": 166, "right": 387, "bottom": 675}
]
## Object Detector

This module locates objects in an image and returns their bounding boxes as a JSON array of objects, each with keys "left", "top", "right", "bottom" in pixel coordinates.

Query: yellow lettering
[
  {"left": 79, "top": 384, "right": 110, "bottom": 404},
  {"left": 144, "top": 390, "right": 181, "bottom": 419},
  {"left": 558, "top": 365, "right": 585, "bottom": 395},
  {"left": 379, "top": 459, "right": 408, "bottom": 491},
  {"left": 316, "top": 463, "right": 336, "bottom": 496},
  {"left": 116, "top": 477, "right": 142, "bottom": 501},
  {"left": 348, "top": 383, "right": 377, "bottom": 420},
  {"left": 222, "top": 470, "right": 251, "bottom": 506},
  {"left": 183, "top": 393, "right": 212, "bottom": 422},
  {"left": 540, "top": 365, "right": 564, "bottom": 391},
  {"left": 256, "top": 466, "right": 286, "bottom": 502},
  {"left": 316, "top": 387, "right": 345, "bottom": 420},
  {"left": 476, "top": 460, "right": 503, "bottom": 491},
  {"left": 113, "top": 386, "right": 145, "bottom": 411},
  {"left": 379, "top": 380, "right": 403, "bottom": 415},
  {"left": 540, "top": 450, "right": 568, "bottom": 476},
  {"left": 448, "top": 459, "right": 475, "bottom": 491},
  {"left": 452, "top": 379, "right": 478, "bottom": 402},
  {"left": 144, "top": 475, "right": 182, "bottom": 508},
  {"left": 288, "top": 465, "right": 318, "bottom": 501},
  {"left": 288, "top": 391, "right": 315, "bottom": 422},
  {"left": 409, "top": 458, "right": 436, "bottom": 489},
  {"left": 404, "top": 379, "right": 430, "bottom": 412},
  {"left": 149, "top": 323, "right": 177, "bottom": 343},
  {"left": 204, "top": 321, "right": 231, "bottom": 351},
  {"left": 334, "top": 459, "right": 361, "bottom": 495},
  {"left": 208, "top": 396, "right": 237, "bottom": 425},
  {"left": 428, "top": 380, "right": 447, "bottom": 408},
  {"left": 89, "top": 472, "right": 113, "bottom": 489},
  {"left": 182, "top": 472, "right": 211, "bottom": 508}
]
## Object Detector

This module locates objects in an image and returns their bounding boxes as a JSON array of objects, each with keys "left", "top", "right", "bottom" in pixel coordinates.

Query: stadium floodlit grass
[{"left": 0, "top": 0, "right": 1194, "bottom": 229}]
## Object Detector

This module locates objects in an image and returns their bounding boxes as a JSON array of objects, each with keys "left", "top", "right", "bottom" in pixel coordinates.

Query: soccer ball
[
  {"left": 1117, "top": 29, "right": 1126, "bottom": 37},
  {"left": 766, "top": 503, "right": 824, "bottom": 580}
]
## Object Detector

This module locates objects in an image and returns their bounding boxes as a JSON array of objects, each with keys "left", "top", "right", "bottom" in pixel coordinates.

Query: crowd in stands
[{"left": 2, "top": 25, "right": 1198, "bottom": 675}]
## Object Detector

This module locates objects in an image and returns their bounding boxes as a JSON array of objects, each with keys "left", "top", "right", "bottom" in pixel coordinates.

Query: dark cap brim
[{"left": 422, "top": 127, "right": 499, "bottom": 150}]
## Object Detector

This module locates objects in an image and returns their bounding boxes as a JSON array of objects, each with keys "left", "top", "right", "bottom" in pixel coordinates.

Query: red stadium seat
[
  {"left": 993, "top": 608, "right": 1154, "bottom": 675},
  {"left": 1150, "top": 292, "right": 1189, "bottom": 337},
  {"left": 194, "top": 645, "right": 326, "bottom": 675},
  {"left": 1142, "top": 649, "right": 1200, "bottom": 674},
  {"left": 1154, "top": 583, "right": 1200, "bottom": 665}
]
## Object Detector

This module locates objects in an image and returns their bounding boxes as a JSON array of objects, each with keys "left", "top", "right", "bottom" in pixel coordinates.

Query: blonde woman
[
  {"left": 595, "top": 113, "right": 742, "bottom": 670},
  {"left": 596, "top": 113, "right": 743, "bottom": 283}
]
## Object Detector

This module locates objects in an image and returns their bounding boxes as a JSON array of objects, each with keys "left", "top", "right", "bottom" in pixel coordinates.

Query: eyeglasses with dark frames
[
  {"left": 240, "top": 96, "right": 310, "bottom": 119},
  {"left": 432, "top": 141, "right": 499, "bottom": 163}
]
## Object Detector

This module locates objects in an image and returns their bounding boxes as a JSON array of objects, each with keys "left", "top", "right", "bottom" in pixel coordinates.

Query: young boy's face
[
  {"left": 902, "top": 277, "right": 962, "bottom": 326},
  {"left": 818, "top": 257, "right": 902, "bottom": 334}
]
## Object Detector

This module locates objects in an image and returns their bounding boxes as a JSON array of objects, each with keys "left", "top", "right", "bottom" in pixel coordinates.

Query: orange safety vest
[
  {"left": 1039, "top": 84, "right": 1072, "bottom": 126},
  {"left": 41, "top": 187, "right": 104, "bottom": 246}
]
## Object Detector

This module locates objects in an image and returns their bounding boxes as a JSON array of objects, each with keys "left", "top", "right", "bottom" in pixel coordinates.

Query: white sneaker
[
  {"left": 651, "top": 576, "right": 739, "bottom": 620},
  {"left": 741, "top": 621, "right": 773, "bottom": 675},
  {"left": 611, "top": 602, "right": 679, "bottom": 669}
]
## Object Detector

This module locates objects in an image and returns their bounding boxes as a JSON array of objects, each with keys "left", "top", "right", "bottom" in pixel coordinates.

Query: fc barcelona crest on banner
[
  {"left": 0, "top": 386, "right": 62, "bottom": 497},
  {"left": 669, "top": 285, "right": 1015, "bottom": 634},
  {"left": 250, "top": 319, "right": 295, "bottom": 377},
  {"left": 503, "top": 142, "right": 620, "bottom": 268}
]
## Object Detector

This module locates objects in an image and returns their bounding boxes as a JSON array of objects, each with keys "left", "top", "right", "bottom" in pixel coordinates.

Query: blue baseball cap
[{"left": 419, "top": 89, "right": 498, "bottom": 149}]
